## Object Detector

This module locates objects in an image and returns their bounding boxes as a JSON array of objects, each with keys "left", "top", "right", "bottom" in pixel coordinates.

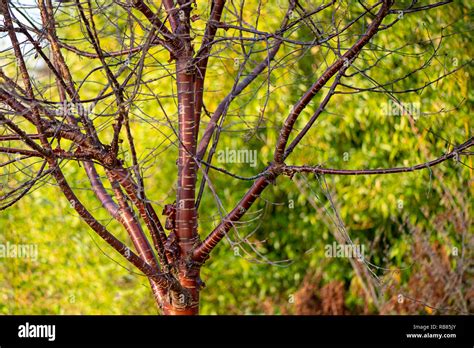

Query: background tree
[{"left": 0, "top": 0, "right": 472, "bottom": 314}]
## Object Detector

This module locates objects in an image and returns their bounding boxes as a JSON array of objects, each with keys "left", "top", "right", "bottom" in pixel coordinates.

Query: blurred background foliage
[{"left": 0, "top": 0, "right": 472, "bottom": 314}]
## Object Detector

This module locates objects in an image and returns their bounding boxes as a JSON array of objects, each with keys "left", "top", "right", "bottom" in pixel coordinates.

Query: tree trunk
[{"left": 170, "top": 57, "right": 201, "bottom": 315}]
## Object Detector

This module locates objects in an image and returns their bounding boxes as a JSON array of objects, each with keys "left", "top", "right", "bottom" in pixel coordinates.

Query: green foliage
[{"left": 0, "top": 0, "right": 471, "bottom": 314}]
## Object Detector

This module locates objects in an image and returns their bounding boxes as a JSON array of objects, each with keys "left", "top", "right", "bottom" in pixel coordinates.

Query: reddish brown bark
[{"left": 173, "top": 56, "right": 201, "bottom": 314}]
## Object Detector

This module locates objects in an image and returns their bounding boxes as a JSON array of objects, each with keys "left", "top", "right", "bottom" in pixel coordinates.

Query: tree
[{"left": 0, "top": 0, "right": 471, "bottom": 315}]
